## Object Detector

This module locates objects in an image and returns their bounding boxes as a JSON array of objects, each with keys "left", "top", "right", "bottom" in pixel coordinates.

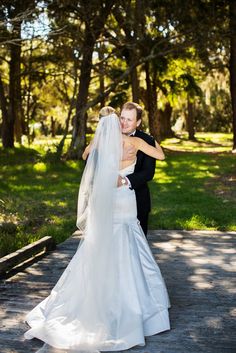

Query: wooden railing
[{"left": 0, "top": 236, "right": 56, "bottom": 278}]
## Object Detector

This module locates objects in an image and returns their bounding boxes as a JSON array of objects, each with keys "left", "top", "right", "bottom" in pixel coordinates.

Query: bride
[{"left": 24, "top": 107, "right": 171, "bottom": 352}]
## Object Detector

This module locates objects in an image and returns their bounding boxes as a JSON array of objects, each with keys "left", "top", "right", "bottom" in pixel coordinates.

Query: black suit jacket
[{"left": 127, "top": 129, "right": 156, "bottom": 215}]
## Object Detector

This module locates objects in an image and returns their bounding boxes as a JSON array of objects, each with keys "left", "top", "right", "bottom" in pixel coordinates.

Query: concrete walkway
[{"left": 0, "top": 230, "right": 235, "bottom": 353}]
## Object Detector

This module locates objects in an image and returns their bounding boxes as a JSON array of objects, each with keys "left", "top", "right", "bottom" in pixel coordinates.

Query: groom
[{"left": 117, "top": 102, "right": 156, "bottom": 236}]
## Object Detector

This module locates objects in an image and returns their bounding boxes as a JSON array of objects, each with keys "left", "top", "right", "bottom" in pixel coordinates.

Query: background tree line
[{"left": 0, "top": 0, "right": 235, "bottom": 159}]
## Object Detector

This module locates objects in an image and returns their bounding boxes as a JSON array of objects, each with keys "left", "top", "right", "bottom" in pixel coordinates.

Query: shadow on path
[{"left": 0, "top": 230, "right": 235, "bottom": 353}]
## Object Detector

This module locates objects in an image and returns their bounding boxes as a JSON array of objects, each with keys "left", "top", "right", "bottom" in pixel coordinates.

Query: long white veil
[
  {"left": 73, "top": 113, "right": 123, "bottom": 350},
  {"left": 76, "top": 112, "right": 122, "bottom": 234},
  {"left": 35, "top": 114, "right": 123, "bottom": 353}
]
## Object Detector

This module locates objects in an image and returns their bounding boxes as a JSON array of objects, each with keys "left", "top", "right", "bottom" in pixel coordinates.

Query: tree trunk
[
  {"left": 131, "top": 66, "right": 139, "bottom": 102},
  {"left": 98, "top": 42, "right": 106, "bottom": 108},
  {"left": 57, "top": 64, "right": 78, "bottom": 158},
  {"left": 159, "top": 102, "right": 173, "bottom": 138},
  {"left": 123, "top": 50, "right": 140, "bottom": 102},
  {"left": 9, "top": 34, "right": 22, "bottom": 144},
  {"left": 186, "top": 97, "right": 195, "bottom": 140},
  {"left": 145, "top": 62, "right": 161, "bottom": 141},
  {"left": 113, "top": 4, "right": 140, "bottom": 103},
  {"left": 25, "top": 38, "right": 34, "bottom": 143},
  {"left": 51, "top": 116, "right": 56, "bottom": 137},
  {"left": 139, "top": 87, "right": 148, "bottom": 110},
  {"left": 68, "top": 30, "right": 95, "bottom": 159},
  {"left": 0, "top": 76, "right": 13, "bottom": 148},
  {"left": 67, "top": 0, "right": 115, "bottom": 159},
  {"left": 132, "top": 0, "right": 145, "bottom": 103},
  {"left": 229, "top": 1, "right": 236, "bottom": 150}
]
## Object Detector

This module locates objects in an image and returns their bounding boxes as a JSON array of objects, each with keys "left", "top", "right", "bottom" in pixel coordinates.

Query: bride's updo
[{"left": 99, "top": 106, "right": 117, "bottom": 119}]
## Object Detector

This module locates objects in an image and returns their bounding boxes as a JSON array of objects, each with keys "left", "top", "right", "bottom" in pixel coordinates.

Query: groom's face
[{"left": 120, "top": 109, "right": 141, "bottom": 135}]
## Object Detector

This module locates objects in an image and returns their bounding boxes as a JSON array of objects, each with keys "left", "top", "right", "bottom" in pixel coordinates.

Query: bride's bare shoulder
[
  {"left": 122, "top": 135, "right": 137, "bottom": 145},
  {"left": 123, "top": 135, "right": 141, "bottom": 148},
  {"left": 122, "top": 134, "right": 129, "bottom": 142}
]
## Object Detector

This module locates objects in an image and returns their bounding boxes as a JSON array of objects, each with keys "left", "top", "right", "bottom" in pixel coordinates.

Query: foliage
[{"left": 0, "top": 0, "right": 232, "bottom": 152}]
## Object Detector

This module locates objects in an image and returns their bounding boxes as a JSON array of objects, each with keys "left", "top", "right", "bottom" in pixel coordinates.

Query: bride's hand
[{"left": 117, "top": 175, "right": 128, "bottom": 187}]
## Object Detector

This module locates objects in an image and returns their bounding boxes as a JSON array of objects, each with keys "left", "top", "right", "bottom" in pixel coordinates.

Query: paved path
[{"left": 0, "top": 230, "right": 235, "bottom": 353}]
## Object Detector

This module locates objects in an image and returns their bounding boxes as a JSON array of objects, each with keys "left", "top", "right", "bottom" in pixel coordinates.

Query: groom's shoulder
[{"left": 135, "top": 129, "right": 154, "bottom": 144}]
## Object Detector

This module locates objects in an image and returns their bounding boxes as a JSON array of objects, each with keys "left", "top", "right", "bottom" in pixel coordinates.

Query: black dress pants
[{"left": 137, "top": 211, "right": 149, "bottom": 237}]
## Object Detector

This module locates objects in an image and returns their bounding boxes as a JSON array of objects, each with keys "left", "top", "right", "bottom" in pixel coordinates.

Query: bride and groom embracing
[{"left": 24, "top": 102, "right": 171, "bottom": 352}]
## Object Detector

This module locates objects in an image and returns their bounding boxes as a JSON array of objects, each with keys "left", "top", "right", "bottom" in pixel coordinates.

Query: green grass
[
  {"left": 0, "top": 132, "right": 235, "bottom": 257},
  {"left": 161, "top": 132, "right": 233, "bottom": 153},
  {"left": 0, "top": 146, "right": 84, "bottom": 257},
  {"left": 149, "top": 151, "right": 235, "bottom": 230},
  {"left": 149, "top": 133, "right": 235, "bottom": 230}
]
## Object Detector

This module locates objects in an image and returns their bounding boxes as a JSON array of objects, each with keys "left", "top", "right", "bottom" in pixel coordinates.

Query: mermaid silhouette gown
[{"left": 24, "top": 162, "right": 171, "bottom": 352}]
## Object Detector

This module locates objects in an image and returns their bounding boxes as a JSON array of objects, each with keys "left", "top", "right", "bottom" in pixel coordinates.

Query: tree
[
  {"left": 112, "top": 0, "right": 143, "bottom": 103},
  {"left": 229, "top": 0, "right": 236, "bottom": 150},
  {"left": 0, "top": 1, "right": 37, "bottom": 148},
  {"left": 60, "top": 0, "right": 116, "bottom": 159}
]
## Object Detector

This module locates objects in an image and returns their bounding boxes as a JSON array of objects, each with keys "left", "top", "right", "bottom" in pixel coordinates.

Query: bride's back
[{"left": 120, "top": 135, "right": 137, "bottom": 170}]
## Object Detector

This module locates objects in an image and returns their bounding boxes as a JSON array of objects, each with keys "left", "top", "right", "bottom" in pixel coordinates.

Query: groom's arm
[{"left": 126, "top": 135, "right": 156, "bottom": 190}]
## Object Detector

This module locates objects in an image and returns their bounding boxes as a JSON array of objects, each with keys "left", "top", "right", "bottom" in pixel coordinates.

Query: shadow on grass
[
  {"left": 0, "top": 147, "right": 85, "bottom": 256},
  {"left": 0, "top": 146, "right": 41, "bottom": 165},
  {"left": 173, "top": 135, "right": 227, "bottom": 147}
]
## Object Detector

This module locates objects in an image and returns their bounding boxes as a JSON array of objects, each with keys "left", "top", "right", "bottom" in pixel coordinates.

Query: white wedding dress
[{"left": 24, "top": 115, "right": 170, "bottom": 352}]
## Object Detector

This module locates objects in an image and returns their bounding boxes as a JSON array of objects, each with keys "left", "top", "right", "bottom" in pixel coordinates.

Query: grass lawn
[
  {"left": 0, "top": 132, "right": 235, "bottom": 257},
  {"left": 149, "top": 132, "right": 235, "bottom": 230},
  {"left": 0, "top": 147, "right": 84, "bottom": 257}
]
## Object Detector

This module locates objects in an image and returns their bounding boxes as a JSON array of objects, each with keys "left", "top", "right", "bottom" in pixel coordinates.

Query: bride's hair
[{"left": 99, "top": 106, "right": 117, "bottom": 119}]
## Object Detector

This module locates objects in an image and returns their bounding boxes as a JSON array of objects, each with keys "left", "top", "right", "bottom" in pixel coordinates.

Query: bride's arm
[
  {"left": 82, "top": 138, "right": 95, "bottom": 160},
  {"left": 82, "top": 144, "right": 91, "bottom": 160},
  {"left": 131, "top": 136, "right": 165, "bottom": 160}
]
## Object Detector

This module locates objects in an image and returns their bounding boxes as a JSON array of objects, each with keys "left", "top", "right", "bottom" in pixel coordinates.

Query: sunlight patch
[
  {"left": 33, "top": 162, "right": 47, "bottom": 173},
  {"left": 177, "top": 214, "right": 216, "bottom": 230}
]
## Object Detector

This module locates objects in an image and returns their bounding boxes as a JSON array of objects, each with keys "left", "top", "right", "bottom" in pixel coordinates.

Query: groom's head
[{"left": 120, "top": 102, "right": 142, "bottom": 135}]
